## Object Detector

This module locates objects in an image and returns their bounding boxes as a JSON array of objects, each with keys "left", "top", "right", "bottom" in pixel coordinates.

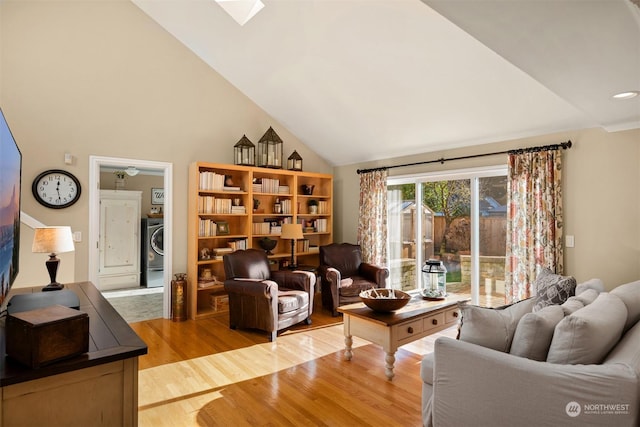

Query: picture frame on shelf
[{"left": 217, "top": 221, "right": 230, "bottom": 235}]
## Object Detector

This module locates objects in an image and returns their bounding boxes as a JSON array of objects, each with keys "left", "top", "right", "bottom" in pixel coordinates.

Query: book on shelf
[
  {"left": 253, "top": 177, "right": 280, "bottom": 193},
  {"left": 252, "top": 222, "right": 271, "bottom": 234},
  {"left": 231, "top": 206, "right": 246, "bottom": 214},
  {"left": 296, "top": 239, "right": 310, "bottom": 253},
  {"left": 280, "top": 199, "right": 292, "bottom": 214},
  {"left": 315, "top": 218, "right": 328, "bottom": 232},
  {"left": 318, "top": 200, "right": 330, "bottom": 214},
  {"left": 223, "top": 186, "right": 241, "bottom": 192},
  {"left": 270, "top": 226, "right": 282, "bottom": 235},
  {"left": 278, "top": 185, "right": 290, "bottom": 194},
  {"left": 228, "top": 239, "right": 248, "bottom": 251},
  {"left": 199, "top": 171, "right": 225, "bottom": 191},
  {"left": 199, "top": 219, "right": 217, "bottom": 237},
  {"left": 198, "top": 196, "right": 233, "bottom": 214}
]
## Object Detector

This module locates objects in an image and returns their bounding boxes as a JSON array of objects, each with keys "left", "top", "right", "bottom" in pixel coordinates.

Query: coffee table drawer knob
[
  {"left": 453, "top": 311, "right": 459, "bottom": 318},
  {"left": 432, "top": 319, "right": 438, "bottom": 325},
  {"left": 407, "top": 326, "right": 414, "bottom": 334}
]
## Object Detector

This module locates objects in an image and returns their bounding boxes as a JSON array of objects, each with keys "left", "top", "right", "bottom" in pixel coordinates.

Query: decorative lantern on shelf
[
  {"left": 287, "top": 150, "right": 303, "bottom": 171},
  {"left": 234, "top": 134, "right": 255, "bottom": 166},
  {"left": 421, "top": 259, "right": 447, "bottom": 298},
  {"left": 257, "top": 126, "right": 283, "bottom": 169}
]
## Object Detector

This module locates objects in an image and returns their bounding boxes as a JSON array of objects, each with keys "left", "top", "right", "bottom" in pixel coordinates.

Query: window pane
[
  {"left": 478, "top": 175, "right": 508, "bottom": 307},
  {"left": 422, "top": 180, "right": 470, "bottom": 297},
  {"left": 387, "top": 184, "right": 418, "bottom": 291}
]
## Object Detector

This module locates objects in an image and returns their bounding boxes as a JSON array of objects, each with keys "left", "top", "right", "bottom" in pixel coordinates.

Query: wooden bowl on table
[{"left": 359, "top": 288, "right": 411, "bottom": 312}]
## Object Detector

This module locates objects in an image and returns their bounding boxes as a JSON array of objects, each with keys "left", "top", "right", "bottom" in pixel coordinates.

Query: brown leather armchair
[
  {"left": 318, "top": 243, "right": 389, "bottom": 316},
  {"left": 223, "top": 249, "right": 315, "bottom": 341}
]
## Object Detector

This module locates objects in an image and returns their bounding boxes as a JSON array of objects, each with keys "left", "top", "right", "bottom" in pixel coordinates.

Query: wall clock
[{"left": 32, "top": 169, "right": 82, "bottom": 209}]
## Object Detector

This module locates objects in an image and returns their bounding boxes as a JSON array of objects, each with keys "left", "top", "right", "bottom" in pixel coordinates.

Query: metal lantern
[
  {"left": 287, "top": 150, "right": 303, "bottom": 171},
  {"left": 257, "top": 126, "right": 283, "bottom": 169},
  {"left": 421, "top": 259, "right": 447, "bottom": 298},
  {"left": 234, "top": 135, "right": 255, "bottom": 166}
]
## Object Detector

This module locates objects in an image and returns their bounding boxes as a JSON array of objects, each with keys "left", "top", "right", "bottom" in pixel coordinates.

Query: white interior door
[{"left": 99, "top": 190, "right": 141, "bottom": 290}]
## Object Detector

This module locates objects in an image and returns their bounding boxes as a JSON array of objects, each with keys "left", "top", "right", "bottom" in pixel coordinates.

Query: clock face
[{"left": 32, "top": 169, "right": 82, "bottom": 209}]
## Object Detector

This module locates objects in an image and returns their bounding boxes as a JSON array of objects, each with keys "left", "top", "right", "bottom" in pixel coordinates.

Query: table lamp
[
  {"left": 280, "top": 223, "right": 304, "bottom": 269},
  {"left": 32, "top": 226, "right": 75, "bottom": 292}
]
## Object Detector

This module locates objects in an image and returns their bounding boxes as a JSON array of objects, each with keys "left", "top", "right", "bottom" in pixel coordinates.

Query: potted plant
[{"left": 307, "top": 199, "right": 319, "bottom": 214}]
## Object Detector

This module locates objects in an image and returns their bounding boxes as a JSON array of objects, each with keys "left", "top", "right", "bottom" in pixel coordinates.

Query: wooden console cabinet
[
  {"left": 187, "top": 162, "right": 333, "bottom": 319},
  {"left": 0, "top": 282, "right": 147, "bottom": 426}
]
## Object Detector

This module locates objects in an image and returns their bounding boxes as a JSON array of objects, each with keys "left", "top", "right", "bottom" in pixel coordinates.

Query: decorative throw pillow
[
  {"left": 575, "top": 278, "right": 605, "bottom": 296},
  {"left": 547, "top": 293, "right": 627, "bottom": 364},
  {"left": 573, "top": 288, "right": 599, "bottom": 306},
  {"left": 559, "top": 297, "right": 584, "bottom": 316},
  {"left": 532, "top": 268, "right": 577, "bottom": 312},
  {"left": 611, "top": 280, "right": 640, "bottom": 332},
  {"left": 457, "top": 298, "right": 535, "bottom": 352},
  {"left": 510, "top": 304, "right": 565, "bottom": 361}
]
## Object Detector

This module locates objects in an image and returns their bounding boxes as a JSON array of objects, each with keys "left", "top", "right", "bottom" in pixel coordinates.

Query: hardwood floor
[{"left": 130, "top": 294, "right": 457, "bottom": 426}]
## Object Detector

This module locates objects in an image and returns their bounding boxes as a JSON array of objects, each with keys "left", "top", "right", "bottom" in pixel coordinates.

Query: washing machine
[{"left": 141, "top": 218, "right": 164, "bottom": 287}]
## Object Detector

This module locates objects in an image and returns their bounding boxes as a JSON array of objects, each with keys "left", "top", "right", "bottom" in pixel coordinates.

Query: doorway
[{"left": 88, "top": 156, "right": 173, "bottom": 319}]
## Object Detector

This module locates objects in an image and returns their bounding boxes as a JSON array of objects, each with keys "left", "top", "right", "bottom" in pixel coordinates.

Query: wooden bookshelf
[{"left": 187, "top": 162, "right": 333, "bottom": 319}]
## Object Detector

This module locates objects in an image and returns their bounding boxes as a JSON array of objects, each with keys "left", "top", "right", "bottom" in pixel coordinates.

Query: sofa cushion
[
  {"left": 277, "top": 290, "right": 308, "bottom": 314},
  {"left": 610, "top": 280, "right": 640, "bottom": 333},
  {"left": 603, "top": 319, "right": 640, "bottom": 368},
  {"left": 510, "top": 304, "right": 565, "bottom": 361},
  {"left": 532, "top": 268, "right": 577, "bottom": 312},
  {"left": 339, "top": 276, "right": 376, "bottom": 297},
  {"left": 547, "top": 293, "right": 627, "bottom": 364},
  {"left": 457, "top": 298, "right": 535, "bottom": 352}
]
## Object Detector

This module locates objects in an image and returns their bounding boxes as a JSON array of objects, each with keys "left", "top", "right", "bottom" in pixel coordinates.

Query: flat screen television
[{"left": 0, "top": 107, "right": 22, "bottom": 309}]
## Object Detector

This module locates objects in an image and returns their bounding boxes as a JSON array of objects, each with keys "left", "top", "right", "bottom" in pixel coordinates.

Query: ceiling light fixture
[
  {"left": 612, "top": 91, "right": 639, "bottom": 100},
  {"left": 125, "top": 166, "right": 140, "bottom": 177},
  {"left": 215, "top": 0, "right": 264, "bottom": 26}
]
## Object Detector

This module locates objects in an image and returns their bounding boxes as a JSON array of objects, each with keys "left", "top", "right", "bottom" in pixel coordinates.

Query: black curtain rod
[{"left": 356, "top": 140, "right": 572, "bottom": 174}]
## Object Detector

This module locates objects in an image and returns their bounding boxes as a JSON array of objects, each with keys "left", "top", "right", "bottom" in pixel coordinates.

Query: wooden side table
[{"left": 338, "top": 294, "right": 469, "bottom": 380}]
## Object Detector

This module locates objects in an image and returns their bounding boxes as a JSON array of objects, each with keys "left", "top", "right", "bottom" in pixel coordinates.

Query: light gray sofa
[{"left": 421, "top": 279, "right": 640, "bottom": 427}]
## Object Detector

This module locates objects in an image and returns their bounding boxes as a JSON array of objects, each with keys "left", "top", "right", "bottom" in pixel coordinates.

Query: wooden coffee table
[{"left": 337, "top": 294, "right": 469, "bottom": 380}]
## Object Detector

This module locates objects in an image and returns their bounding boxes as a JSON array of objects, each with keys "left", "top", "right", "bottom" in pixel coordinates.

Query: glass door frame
[{"left": 387, "top": 165, "right": 507, "bottom": 304}]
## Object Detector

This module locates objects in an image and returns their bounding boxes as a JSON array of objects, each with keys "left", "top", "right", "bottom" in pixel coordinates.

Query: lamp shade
[
  {"left": 280, "top": 223, "right": 303, "bottom": 240},
  {"left": 32, "top": 226, "right": 75, "bottom": 254}
]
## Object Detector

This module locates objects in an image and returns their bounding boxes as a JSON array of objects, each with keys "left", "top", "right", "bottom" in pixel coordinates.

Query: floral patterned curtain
[
  {"left": 505, "top": 149, "right": 564, "bottom": 303},
  {"left": 357, "top": 169, "right": 388, "bottom": 266}
]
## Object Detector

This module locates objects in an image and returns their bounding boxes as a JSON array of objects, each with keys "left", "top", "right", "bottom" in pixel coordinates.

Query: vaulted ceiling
[{"left": 132, "top": 0, "right": 640, "bottom": 166}]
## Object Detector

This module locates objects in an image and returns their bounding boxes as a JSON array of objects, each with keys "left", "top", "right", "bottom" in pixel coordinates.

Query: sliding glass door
[{"left": 387, "top": 167, "right": 507, "bottom": 307}]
